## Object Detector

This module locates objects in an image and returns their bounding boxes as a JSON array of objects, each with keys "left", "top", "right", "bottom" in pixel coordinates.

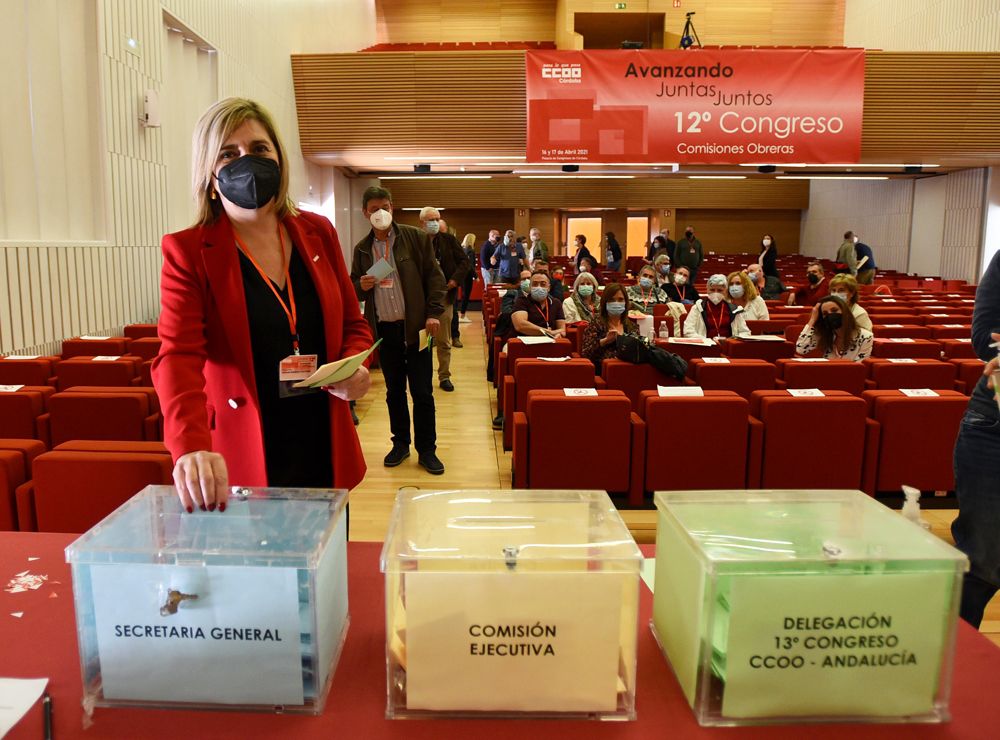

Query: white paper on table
[
  {"left": 0, "top": 677, "right": 48, "bottom": 736},
  {"left": 887, "top": 358, "right": 917, "bottom": 364},
  {"left": 3, "top": 355, "right": 40, "bottom": 360},
  {"left": 889, "top": 338, "right": 916, "bottom": 343},
  {"left": 90, "top": 563, "right": 304, "bottom": 705},
  {"left": 538, "top": 356, "right": 571, "bottom": 362},
  {"left": 80, "top": 335, "right": 111, "bottom": 340},
  {"left": 518, "top": 335, "right": 556, "bottom": 345},
  {"left": 702, "top": 357, "right": 730, "bottom": 364},
  {"left": 792, "top": 358, "right": 829, "bottom": 363},
  {"left": 564, "top": 387, "right": 597, "bottom": 397},
  {"left": 404, "top": 571, "right": 625, "bottom": 712},
  {"left": 658, "top": 385, "right": 703, "bottom": 397},
  {"left": 787, "top": 388, "right": 824, "bottom": 397},
  {"left": 92, "top": 355, "right": 121, "bottom": 361},
  {"left": 366, "top": 257, "right": 395, "bottom": 281},
  {"left": 0, "top": 385, "right": 25, "bottom": 393},
  {"left": 900, "top": 388, "right": 939, "bottom": 397},
  {"left": 739, "top": 334, "right": 784, "bottom": 342}
]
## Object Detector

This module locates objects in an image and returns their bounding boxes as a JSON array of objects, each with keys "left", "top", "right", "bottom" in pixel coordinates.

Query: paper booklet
[{"left": 293, "top": 339, "right": 382, "bottom": 388}]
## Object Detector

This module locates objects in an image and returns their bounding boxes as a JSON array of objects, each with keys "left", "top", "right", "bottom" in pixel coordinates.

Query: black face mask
[
  {"left": 823, "top": 313, "right": 844, "bottom": 331},
  {"left": 216, "top": 155, "right": 281, "bottom": 210},
  {"left": 685, "top": 231, "right": 693, "bottom": 238},
  {"left": 807, "top": 273, "right": 820, "bottom": 285}
]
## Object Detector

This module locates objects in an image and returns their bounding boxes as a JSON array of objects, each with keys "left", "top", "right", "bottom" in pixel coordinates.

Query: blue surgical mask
[
  {"left": 728, "top": 284, "right": 745, "bottom": 299},
  {"left": 606, "top": 301, "right": 626, "bottom": 316},
  {"left": 660, "top": 265, "right": 670, "bottom": 274},
  {"left": 639, "top": 276, "right": 653, "bottom": 289},
  {"left": 747, "top": 271, "right": 759, "bottom": 283},
  {"left": 424, "top": 220, "right": 440, "bottom": 235},
  {"left": 503, "top": 235, "right": 511, "bottom": 246},
  {"left": 520, "top": 279, "right": 530, "bottom": 293},
  {"left": 577, "top": 284, "right": 594, "bottom": 297},
  {"left": 530, "top": 286, "right": 549, "bottom": 302}
]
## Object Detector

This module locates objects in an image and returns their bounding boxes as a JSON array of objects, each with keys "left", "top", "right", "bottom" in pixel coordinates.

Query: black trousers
[{"left": 377, "top": 321, "right": 436, "bottom": 454}]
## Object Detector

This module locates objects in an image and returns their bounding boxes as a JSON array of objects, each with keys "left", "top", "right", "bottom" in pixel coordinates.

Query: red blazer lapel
[{"left": 199, "top": 216, "right": 257, "bottom": 394}]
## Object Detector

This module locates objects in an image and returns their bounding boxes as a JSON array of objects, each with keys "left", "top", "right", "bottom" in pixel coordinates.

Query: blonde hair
[
  {"left": 191, "top": 97, "right": 296, "bottom": 227},
  {"left": 462, "top": 233, "right": 476, "bottom": 248},
  {"left": 727, "top": 270, "right": 759, "bottom": 301},
  {"left": 829, "top": 273, "right": 859, "bottom": 304}
]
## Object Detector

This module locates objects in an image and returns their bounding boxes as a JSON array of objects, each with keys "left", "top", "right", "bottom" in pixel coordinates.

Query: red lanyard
[
  {"left": 641, "top": 286, "right": 654, "bottom": 309},
  {"left": 707, "top": 301, "right": 726, "bottom": 338},
  {"left": 538, "top": 298, "right": 550, "bottom": 326},
  {"left": 234, "top": 226, "right": 299, "bottom": 354}
]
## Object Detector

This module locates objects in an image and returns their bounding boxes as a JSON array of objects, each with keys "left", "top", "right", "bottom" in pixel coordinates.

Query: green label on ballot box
[{"left": 721, "top": 571, "right": 953, "bottom": 718}]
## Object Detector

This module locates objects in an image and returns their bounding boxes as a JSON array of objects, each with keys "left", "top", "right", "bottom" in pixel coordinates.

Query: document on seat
[
  {"left": 0, "top": 385, "right": 25, "bottom": 392},
  {"left": 739, "top": 334, "right": 784, "bottom": 342},
  {"left": 3, "top": 355, "right": 40, "bottom": 360},
  {"left": 658, "top": 385, "right": 703, "bottom": 397},
  {"left": 900, "top": 388, "right": 939, "bottom": 397},
  {"left": 792, "top": 358, "right": 829, "bottom": 362},
  {"left": 887, "top": 358, "right": 917, "bottom": 364},
  {"left": 92, "top": 355, "right": 122, "bottom": 361},
  {"left": 668, "top": 337, "right": 715, "bottom": 346},
  {"left": 538, "top": 356, "right": 571, "bottom": 362},
  {"left": 366, "top": 257, "right": 395, "bottom": 281},
  {"left": 518, "top": 335, "right": 556, "bottom": 345},
  {"left": 702, "top": 357, "right": 730, "bottom": 364},
  {"left": 787, "top": 388, "right": 824, "bottom": 397},
  {"left": 293, "top": 339, "right": 382, "bottom": 388},
  {"left": 0, "top": 677, "right": 48, "bottom": 737},
  {"left": 80, "top": 335, "right": 111, "bottom": 340}
]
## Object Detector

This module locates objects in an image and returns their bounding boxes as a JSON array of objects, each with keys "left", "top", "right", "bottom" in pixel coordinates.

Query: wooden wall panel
[
  {"left": 675, "top": 209, "right": 802, "bottom": 256},
  {"left": 293, "top": 50, "right": 1000, "bottom": 168},
  {"left": 382, "top": 178, "right": 810, "bottom": 210},
  {"left": 376, "top": 0, "right": 556, "bottom": 43},
  {"left": 392, "top": 208, "right": 513, "bottom": 248}
]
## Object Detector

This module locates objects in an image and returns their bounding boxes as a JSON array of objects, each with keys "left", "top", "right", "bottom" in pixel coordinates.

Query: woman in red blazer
[{"left": 153, "top": 98, "right": 372, "bottom": 513}]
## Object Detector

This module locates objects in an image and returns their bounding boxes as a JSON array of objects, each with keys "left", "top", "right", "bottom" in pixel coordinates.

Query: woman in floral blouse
[
  {"left": 795, "top": 295, "right": 874, "bottom": 361},
  {"left": 582, "top": 283, "right": 638, "bottom": 372}
]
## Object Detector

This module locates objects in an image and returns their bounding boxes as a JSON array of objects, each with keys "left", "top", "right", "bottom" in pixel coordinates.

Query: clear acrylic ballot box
[
  {"left": 652, "top": 489, "right": 967, "bottom": 726},
  {"left": 380, "top": 489, "right": 642, "bottom": 719},
  {"left": 65, "top": 485, "right": 349, "bottom": 714}
]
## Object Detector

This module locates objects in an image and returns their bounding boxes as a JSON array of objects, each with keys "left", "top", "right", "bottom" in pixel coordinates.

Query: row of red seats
[{"left": 511, "top": 388, "right": 966, "bottom": 507}]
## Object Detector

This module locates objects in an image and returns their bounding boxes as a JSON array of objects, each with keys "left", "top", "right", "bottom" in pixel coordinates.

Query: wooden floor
[{"left": 348, "top": 311, "right": 1000, "bottom": 647}]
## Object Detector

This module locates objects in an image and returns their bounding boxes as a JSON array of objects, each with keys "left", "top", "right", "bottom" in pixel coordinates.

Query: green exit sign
[{"left": 615, "top": 2, "right": 626, "bottom": 8}]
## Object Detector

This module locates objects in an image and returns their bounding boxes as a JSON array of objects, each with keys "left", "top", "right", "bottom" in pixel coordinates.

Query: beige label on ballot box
[
  {"left": 721, "top": 571, "right": 953, "bottom": 719},
  {"left": 404, "top": 571, "right": 625, "bottom": 712}
]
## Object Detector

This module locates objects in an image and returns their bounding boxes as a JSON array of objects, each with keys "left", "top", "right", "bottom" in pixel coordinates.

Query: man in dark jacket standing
[
  {"left": 421, "top": 207, "right": 469, "bottom": 390},
  {"left": 352, "top": 186, "right": 448, "bottom": 475},
  {"left": 675, "top": 225, "right": 704, "bottom": 285}
]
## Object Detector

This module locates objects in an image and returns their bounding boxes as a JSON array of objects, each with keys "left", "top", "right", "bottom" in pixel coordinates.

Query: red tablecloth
[{"left": 3, "top": 534, "right": 999, "bottom": 739}]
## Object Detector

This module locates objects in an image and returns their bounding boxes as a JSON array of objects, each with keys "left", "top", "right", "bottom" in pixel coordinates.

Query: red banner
[{"left": 525, "top": 49, "right": 865, "bottom": 164}]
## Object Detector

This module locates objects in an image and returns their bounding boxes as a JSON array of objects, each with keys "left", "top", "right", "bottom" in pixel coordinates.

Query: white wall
[
  {"left": 0, "top": 0, "right": 376, "bottom": 355},
  {"left": 845, "top": 0, "right": 1000, "bottom": 51},
  {"left": 799, "top": 179, "right": 914, "bottom": 271},
  {"left": 909, "top": 175, "right": 947, "bottom": 278},
  {"left": 983, "top": 167, "right": 1000, "bottom": 277}
]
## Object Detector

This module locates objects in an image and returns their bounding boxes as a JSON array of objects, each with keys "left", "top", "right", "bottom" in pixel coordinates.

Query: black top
[
  {"left": 760, "top": 243, "right": 779, "bottom": 278},
  {"left": 664, "top": 282, "right": 700, "bottom": 305},
  {"left": 512, "top": 293, "right": 565, "bottom": 332},
  {"left": 239, "top": 247, "right": 332, "bottom": 488},
  {"left": 970, "top": 250, "right": 1000, "bottom": 419}
]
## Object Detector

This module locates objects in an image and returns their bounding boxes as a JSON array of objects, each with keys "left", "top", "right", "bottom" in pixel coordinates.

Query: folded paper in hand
[
  {"left": 293, "top": 339, "right": 382, "bottom": 388},
  {"left": 366, "top": 258, "right": 395, "bottom": 281}
]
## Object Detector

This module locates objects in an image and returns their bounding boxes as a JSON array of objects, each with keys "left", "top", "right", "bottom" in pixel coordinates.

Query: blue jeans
[
  {"left": 952, "top": 403, "right": 1000, "bottom": 627},
  {"left": 607, "top": 260, "right": 621, "bottom": 272}
]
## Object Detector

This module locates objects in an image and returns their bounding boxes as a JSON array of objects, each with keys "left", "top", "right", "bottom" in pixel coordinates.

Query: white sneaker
[{"left": 458, "top": 316, "right": 472, "bottom": 323}]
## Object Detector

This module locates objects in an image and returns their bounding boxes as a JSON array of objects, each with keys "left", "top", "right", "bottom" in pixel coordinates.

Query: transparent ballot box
[
  {"left": 652, "top": 489, "right": 967, "bottom": 726},
  {"left": 380, "top": 489, "right": 642, "bottom": 719},
  {"left": 65, "top": 485, "right": 349, "bottom": 714}
]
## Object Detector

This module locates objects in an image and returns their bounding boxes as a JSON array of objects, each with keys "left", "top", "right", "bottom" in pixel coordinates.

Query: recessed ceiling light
[
  {"left": 380, "top": 175, "right": 492, "bottom": 180},
  {"left": 517, "top": 175, "right": 636, "bottom": 179},
  {"left": 776, "top": 176, "right": 890, "bottom": 180}
]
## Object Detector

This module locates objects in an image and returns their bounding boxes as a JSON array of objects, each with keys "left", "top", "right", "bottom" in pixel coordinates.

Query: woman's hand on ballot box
[{"left": 173, "top": 450, "right": 229, "bottom": 513}]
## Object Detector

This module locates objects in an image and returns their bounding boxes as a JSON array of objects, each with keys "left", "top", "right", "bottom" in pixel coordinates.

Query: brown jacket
[{"left": 351, "top": 223, "right": 447, "bottom": 347}]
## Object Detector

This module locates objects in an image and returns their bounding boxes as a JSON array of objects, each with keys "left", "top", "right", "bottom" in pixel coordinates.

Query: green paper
[{"left": 293, "top": 339, "right": 381, "bottom": 388}]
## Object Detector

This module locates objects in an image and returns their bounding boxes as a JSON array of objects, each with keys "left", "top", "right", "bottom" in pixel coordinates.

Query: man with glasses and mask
[
  {"left": 420, "top": 206, "right": 468, "bottom": 390},
  {"left": 788, "top": 262, "right": 827, "bottom": 307}
]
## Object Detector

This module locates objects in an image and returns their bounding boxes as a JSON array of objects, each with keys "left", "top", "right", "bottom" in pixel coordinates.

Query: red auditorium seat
[
  {"left": 0, "top": 450, "right": 28, "bottom": 530},
  {"left": 922, "top": 314, "right": 974, "bottom": 326},
  {"left": 123, "top": 323, "right": 158, "bottom": 340},
  {"left": 495, "top": 337, "right": 574, "bottom": 395},
  {"left": 871, "top": 324, "right": 934, "bottom": 339},
  {"left": 502, "top": 358, "right": 597, "bottom": 450},
  {"left": 61, "top": 385, "right": 160, "bottom": 413},
  {"left": 639, "top": 390, "right": 757, "bottom": 492},
  {"left": 55, "top": 356, "right": 141, "bottom": 389},
  {"left": 0, "top": 439, "right": 46, "bottom": 477},
  {"left": 687, "top": 357, "right": 776, "bottom": 399},
  {"left": 949, "top": 358, "right": 988, "bottom": 394},
  {"left": 127, "top": 336, "right": 162, "bottom": 360},
  {"left": 53, "top": 440, "right": 169, "bottom": 455},
  {"left": 749, "top": 389, "right": 867, "bottom": 489},
  {"left": 15, "top": 450, "right": 172, "bottom": 533},
  {"left": 38, "top": 391, "right": 162, "bottom": 447},
  {"left": 775, "top": 358, "right": 868, "bottom": 395},
  {"left": 0, "top": 386, "right": 55, "bottom": 440},
  {"left": 861, "top": 390, "right": 968, "bottom": 495},
  {"left": 0, "top": 356, "right": 58, "bottom": 386},
  {"left": 61, "top": 336, "right": 130, "bottom": 358},
  {"left": 938, "top": 338, "right": 978, "bottom": 360},
  {"left": 863, "top": 358, "right": 959, "bottom": 391},
  {"left": 512, "top": 390, "right": 644, "bottom": 506},
  {"left": 746, "top": 319, "right": 794, "bottom": 335},
  {"left": 870, "top": 338, "right": 942, "bottom": 359},
  {"left": 930, "top": 324, "right": 973, "bottom": 340},
  {"left": 721, "top": 337, "right": 796, "bottom": 363},
  {"left": 601, "top": 358, "right": 683, "bottom": 411}
]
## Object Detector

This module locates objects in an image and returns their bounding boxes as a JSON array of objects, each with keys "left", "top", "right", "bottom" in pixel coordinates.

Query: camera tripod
[{"left": 679, "top": 12, "right": 701, "bottom": 49}]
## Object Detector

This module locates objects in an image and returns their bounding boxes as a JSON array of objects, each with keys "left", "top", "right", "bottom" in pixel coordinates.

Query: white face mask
[
  {"left": 832, "top": 291, "right": 850, "bottom": 301},
  {"left": 674, "top": 274, "right": 688, "bottom": 285},
  {"left": 762, "top": 238, "right": 772, "bottom": 247},
  {"left": 707, "top": 292, "right": 724, "bottom": 305},
  {"left": 728, "top": 284, "right": 744, "bottom": 299},
  {"left": 530, "top": 233, "right": 538, "bottom": 242},
  {"left": 424, "top": 220, "right": 440, "bottom": 235},
  {"left": 853, "top": 236, "right": 859, "bottom": 243},
  {"left": 370, "top": 208, "right": 392, "bottom": 231}
]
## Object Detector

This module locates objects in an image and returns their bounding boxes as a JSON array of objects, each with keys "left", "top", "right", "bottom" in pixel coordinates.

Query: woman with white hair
[
  {"left": 683, "top": 274, "right": 751, "bottom": 340},
  {"left": 562, "top": 271, "right": 602, "bottom": 323}
]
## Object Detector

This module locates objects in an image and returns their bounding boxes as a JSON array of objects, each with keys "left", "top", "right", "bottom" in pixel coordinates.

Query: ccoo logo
[{"left": 541, "top": 64, "right": 582, "bottom": 83}]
